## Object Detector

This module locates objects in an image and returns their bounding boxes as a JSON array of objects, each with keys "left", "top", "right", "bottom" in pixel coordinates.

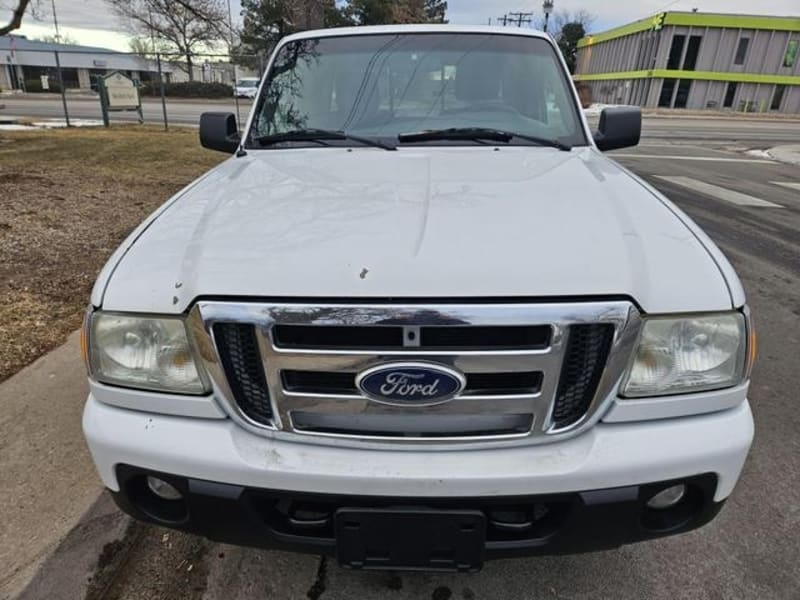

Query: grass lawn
[{"left": 0, "top": 126, "right": 225, "bottom": 382}]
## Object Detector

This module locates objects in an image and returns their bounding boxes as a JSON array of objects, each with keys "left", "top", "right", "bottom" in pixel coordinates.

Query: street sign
[
  {"left": 104, "top": 71, "right": 139, "bottom": 109},
  {"left": 98, "top": 71, "right": 143, "bottom": 127}
]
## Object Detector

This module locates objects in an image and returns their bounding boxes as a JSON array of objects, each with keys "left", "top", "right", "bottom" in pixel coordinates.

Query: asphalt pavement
[
  {"left": 2, "top": 116, "right": 799, "bottom": 600},
  {"left": 1, "top": 94, "right": 800, "bottom": 144}
]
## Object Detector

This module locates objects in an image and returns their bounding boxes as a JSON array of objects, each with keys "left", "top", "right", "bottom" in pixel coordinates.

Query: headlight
[
  {"left": 88, "top": 312, "right": 209, "bottom": 394},
  {"left": 621, "top": 313, "right": 747, "bottom": 398}
]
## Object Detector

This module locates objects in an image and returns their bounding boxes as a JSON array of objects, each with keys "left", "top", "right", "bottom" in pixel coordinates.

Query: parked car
[
  {"left": 82, "top": 25, "right": 755, "bottom": 573},
  {"left": 234, "top": 77, "right": 259, "bottom": 98}
]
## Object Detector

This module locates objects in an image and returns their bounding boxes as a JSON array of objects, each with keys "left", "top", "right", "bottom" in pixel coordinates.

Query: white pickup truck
[{"left": 82, "top": 25, "right": 755, "bottom": 572}]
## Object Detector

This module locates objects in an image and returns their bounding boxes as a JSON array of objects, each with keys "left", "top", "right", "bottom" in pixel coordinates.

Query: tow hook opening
[{"left": 127, "top": 473, "right": 189, "bottom": 524}]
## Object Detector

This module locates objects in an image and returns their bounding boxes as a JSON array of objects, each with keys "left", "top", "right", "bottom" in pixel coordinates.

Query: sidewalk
[
  {"left": 642, "top": 108, "right": 800, "bottom": 122},
  {"left": 767, "top": 145, "right": 800, "bottom": 166},
  {"left": 584, "top": 103, "right": 800, "bottom": 123},
  {"left": 0, "top": 332, "right": 101, "bottom": 598}
]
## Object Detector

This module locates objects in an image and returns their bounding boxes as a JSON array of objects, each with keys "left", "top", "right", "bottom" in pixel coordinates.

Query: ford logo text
[{"left": 356, "top": 363, "right": 466, "bottom": 406}]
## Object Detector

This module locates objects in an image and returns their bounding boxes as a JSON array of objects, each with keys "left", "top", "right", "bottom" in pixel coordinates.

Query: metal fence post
[
  {"left": 156, "top": 53, "right": 168, "bottom": 131},
  {"left": 53, "top": 50, "right": 70, "bottom": 127}
]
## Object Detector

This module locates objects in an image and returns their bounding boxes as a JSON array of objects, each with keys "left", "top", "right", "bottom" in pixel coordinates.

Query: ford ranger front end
[{"left": 82, "top": 25, "right": 754, "bottom": 572}]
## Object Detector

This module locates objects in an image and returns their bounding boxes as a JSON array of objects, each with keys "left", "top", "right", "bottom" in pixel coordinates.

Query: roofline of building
[
  {"left": 0, "top": 33, "right": 120, "bottom": 54},
  {"left": 578, "top": 12, "right": 800, "bottom": 49}
]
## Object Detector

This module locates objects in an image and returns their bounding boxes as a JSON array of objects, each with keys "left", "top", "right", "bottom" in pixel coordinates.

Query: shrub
[
  {"left": 139, "top": 81, "right": 233, "bottom": 98},
  {"left": 23, "top": 79, "right": 62, "bottom": 93}
]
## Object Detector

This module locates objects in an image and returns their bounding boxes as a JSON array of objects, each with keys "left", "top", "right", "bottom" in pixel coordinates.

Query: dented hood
[{"left": 98, "top": 146, "right": 733, "bottom": 314}]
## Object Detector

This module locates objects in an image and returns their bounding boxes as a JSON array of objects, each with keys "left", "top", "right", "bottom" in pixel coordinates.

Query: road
[
  {"left": 5, "top": 118, "right": 800, "bottom": 600},
  {"left": 0, "top": 95, "right": 254, "bottom": 127},
  {"left": 2, "top": 94, "right": 800, "bottom": 144}
]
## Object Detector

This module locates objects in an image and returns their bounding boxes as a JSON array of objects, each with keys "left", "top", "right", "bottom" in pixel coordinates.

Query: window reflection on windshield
[{"left": 247, "top": 33, "right": 586, "bottom": 147}]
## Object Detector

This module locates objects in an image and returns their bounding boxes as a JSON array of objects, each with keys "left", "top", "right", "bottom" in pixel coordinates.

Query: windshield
[
  {"left": 238, "top": 79, "right": 258, "bottom": 88},
  {"left": 246, "top": 33, "right": 587, "bottom": 148}
]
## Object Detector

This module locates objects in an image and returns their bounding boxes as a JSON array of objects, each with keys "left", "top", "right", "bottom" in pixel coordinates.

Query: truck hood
[{"left": 99, "top": 146, "right": 733, "bottom": 314}]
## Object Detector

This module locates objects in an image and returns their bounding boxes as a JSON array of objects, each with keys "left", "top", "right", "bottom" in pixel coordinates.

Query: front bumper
[
  {"left": 83, "top": 396, "right": 752, "bottom": 564},
  {"left": 83, "top": 396, "right": 753, "bottom": 500},
  {"left": 111, "top": 466, "right": 723, "bottom": 567}
]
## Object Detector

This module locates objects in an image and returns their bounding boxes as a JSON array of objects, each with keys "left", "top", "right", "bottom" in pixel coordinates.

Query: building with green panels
[{"left": 574, "top": 12, "right": 800, "bottom": 114}]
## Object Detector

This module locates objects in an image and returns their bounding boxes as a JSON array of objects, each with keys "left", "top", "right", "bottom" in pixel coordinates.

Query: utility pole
[
  {"left": 226, "top": 0, "right": 241, "bottom": 131},
  {"left": 497, "top": 14, "right": 510, "bottom": 26},
  {"left": 50, "top": 0, "right": 61, "bottom": 43},
  {"left": 542, "top": 0, "right": 554, "bottom": 33},
  {"left": 507, "top": 12, "right": 534, "bottom": 27}
]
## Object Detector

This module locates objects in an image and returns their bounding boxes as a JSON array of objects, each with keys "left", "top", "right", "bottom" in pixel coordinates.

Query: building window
[
  {"left": 667, "top": 35, "right": 686, "bottom": 69},
  {"left": 771, "top": 85, "right": 786, "bottom": 110},
  {"left": 723, "top": 82, "right": 738, "bottom": 108},
  {"left": 784, "top": 40, "right": 798, "bottom": 68},
  {"left": 734, "top": 38, "right": 750, "bottom": 65},
  {"left": 683, "top": 36, "right": 702, "bottom": 71},
  {"left": 674, "top": 80, "right": 692, "bottom": 108},
  {"left": 659, "top": 79, "right": 677, "bottom": 107}
]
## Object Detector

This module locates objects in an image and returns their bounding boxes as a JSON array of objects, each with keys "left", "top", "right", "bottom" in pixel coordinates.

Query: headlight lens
[
  {"left": 89, "top": 313, "right": 209, "bottom": 394},
  {"left": 621, "top": 313, "right": 747, "bottom": 398}
]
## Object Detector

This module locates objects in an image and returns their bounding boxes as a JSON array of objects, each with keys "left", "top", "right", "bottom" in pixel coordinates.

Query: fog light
[
  {"left": 646, "top": 484, "right": 686, "bottom": 509},
  {"left": 146, "top": 476, "right": 183, "bottom": 501}
]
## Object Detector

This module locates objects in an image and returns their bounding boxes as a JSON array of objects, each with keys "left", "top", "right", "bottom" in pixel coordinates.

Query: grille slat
[
  {"left": 214, "top": 323, "right": 273, "bottom": 425},
  {"left": 551, "top": 324, "right": 615, "bottom": 429},
  {"left": 291, "top": 413, "right": 534, "bottom": 438},
  {"left": 273, "top": 324, "right": 551, "bottom": 351},
  {"left": 281, "top": 370, "right": 543, "bottom": 397}
]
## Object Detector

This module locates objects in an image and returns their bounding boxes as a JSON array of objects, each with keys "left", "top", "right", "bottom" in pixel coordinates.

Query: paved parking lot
[{"left": 3, "top": 117, "right": 800, "bottom": 600}]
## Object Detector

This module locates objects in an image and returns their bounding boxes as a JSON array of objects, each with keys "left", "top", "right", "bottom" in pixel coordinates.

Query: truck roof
[{"left": 282, "top": 24, "right": 551, "bottom": 44}]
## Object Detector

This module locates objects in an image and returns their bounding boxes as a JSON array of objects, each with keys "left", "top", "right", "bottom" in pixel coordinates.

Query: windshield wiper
[
  {"left": 397, "top": 128, "right": 571, "bottom": 151},
  {"left": 254, "top": 128, "right": 396, "bottom": 151}
]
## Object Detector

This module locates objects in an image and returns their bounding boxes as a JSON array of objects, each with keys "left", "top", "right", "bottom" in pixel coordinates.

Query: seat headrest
[{"left": 454, "top": 53, "right": 502, "bottom": 102}]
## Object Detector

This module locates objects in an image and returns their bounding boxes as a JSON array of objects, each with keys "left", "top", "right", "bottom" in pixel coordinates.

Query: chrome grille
[
  {"left": 190, "top": 301, "right": 640, "bottom": 447},
  {"left": 551, "top": 324, "right": 615, "bottom": 429}
]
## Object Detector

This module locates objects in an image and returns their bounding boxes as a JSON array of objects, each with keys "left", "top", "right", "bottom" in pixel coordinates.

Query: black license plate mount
[{"left": 335, "top": 508, "right": 485, "bottom": 572}]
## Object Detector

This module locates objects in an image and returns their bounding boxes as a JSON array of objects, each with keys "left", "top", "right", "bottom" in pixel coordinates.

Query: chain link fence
[{"left": 0, "top": 45, "right": 264, "bottom": 129}]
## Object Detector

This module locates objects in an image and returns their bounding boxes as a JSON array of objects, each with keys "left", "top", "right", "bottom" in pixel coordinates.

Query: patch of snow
[
  {"left": 31, "top": 119, "right": 104, "bottom": 128},
  {"left": 745, "top": 149, "right": 774, "bottom": 160},
  {"left": 583, "top": 103, "right": 619, "bottom": 116},
  {"left": 0, "top": 124, "right": 36, "bottom": 131}
]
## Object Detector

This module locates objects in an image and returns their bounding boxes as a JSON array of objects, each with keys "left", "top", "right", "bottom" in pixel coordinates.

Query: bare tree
[
  {"left": 541, "top": 9, "right": 594, "bottom": 38},
  {"left": 36, "top": 32, "right": 78, "bottom": 45},
  {"left": 129, "top": 35, "right": 172, "bottom": 59},
  {"left": 0, "top": 0, "right": 33, "bottom": 36},
  {"left": 106, "top": 0, "right": 227, "bottom": 80}
]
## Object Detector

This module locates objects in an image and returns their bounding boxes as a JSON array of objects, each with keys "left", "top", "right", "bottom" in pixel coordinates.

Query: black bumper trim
[{"left": 111, "top": 466, "right": 724, "bottom": 567}]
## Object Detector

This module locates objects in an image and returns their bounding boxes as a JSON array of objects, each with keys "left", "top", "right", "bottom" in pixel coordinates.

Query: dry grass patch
[{"left": 0, "top": 126, "right": 224, "bottom": 382}]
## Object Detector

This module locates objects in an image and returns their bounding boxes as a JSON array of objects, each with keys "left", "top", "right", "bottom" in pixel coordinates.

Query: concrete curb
[{"left": 0, "top": 331, "right": 101, "bottom": 599}]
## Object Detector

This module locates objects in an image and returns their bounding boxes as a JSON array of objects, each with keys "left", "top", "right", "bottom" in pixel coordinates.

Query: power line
[
  {"left": 508, "top": 12, "right": 533, "bottom": 27},
  {"left": 496, "top": 11, "right": 534, "bottom": 27}
]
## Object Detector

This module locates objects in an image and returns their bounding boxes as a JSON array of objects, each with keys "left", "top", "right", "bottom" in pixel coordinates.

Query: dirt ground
[{"left": 0, "top": 126, "right": 224, "bottom": 382}]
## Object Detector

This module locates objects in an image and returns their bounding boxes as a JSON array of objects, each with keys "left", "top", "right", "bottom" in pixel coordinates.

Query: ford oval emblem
[{"left": 356, "top": 363, "right": 466, "bottom": 406}]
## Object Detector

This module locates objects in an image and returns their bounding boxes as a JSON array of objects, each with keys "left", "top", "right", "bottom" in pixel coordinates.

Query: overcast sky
[{"left": 3, "top": 0, "right": 800, "bottom": 51}]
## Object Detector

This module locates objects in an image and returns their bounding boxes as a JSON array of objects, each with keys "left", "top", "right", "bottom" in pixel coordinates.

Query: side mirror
[
  {"left": 199, "top": 112, "right": 241, "bottom": 154},
  {"left": 593, "top": 107, "right": 641, "bottom": 151}
]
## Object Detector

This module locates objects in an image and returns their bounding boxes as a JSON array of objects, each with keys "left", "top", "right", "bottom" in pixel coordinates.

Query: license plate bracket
[{"left": 335, "top": 508, "right": 485, "bottom": 572}]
